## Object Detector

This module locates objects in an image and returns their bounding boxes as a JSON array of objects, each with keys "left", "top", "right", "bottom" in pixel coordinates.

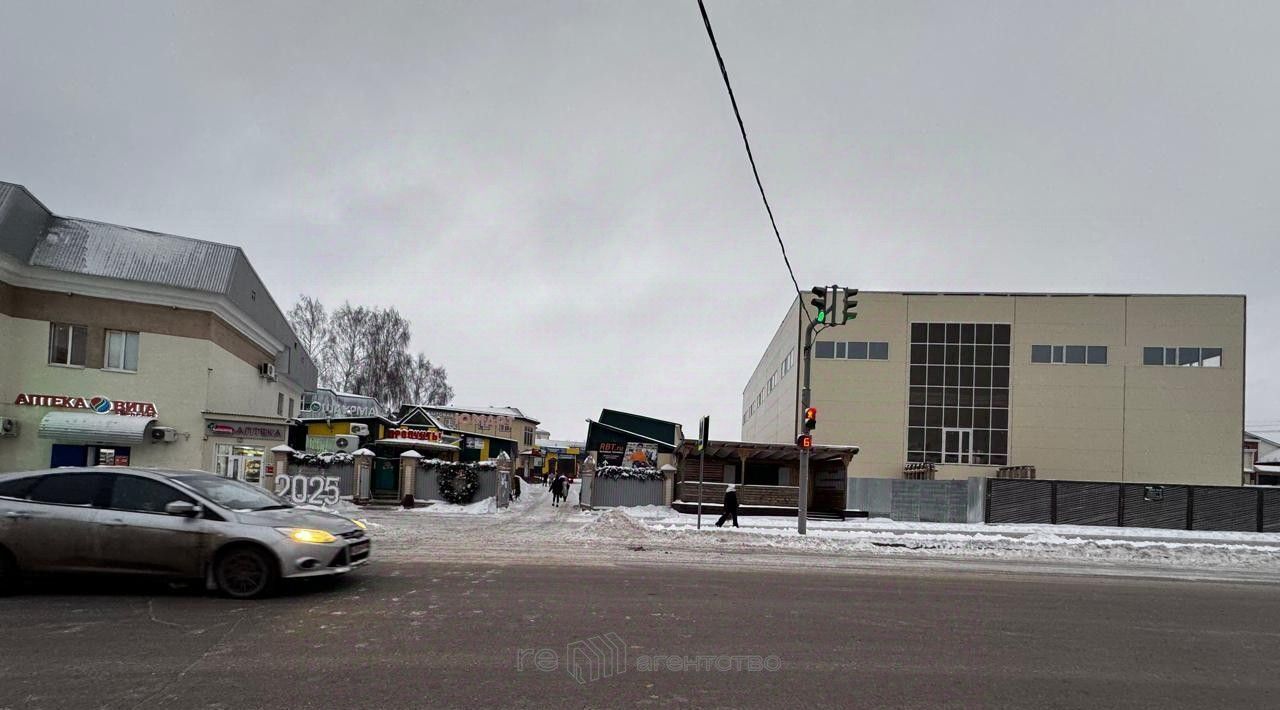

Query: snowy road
[{"left": 352, "top": 483, "right": 1280, "bottom": 583}]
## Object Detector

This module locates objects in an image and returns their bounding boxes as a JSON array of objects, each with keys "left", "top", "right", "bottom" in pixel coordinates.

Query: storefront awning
[{"left": 38, "top": 412, "right": 156, "bottom": 445}]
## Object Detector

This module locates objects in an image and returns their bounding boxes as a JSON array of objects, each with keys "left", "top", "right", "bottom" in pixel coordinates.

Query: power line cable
[{"left": 696, "top": 0, "right": 809, "bottom": 317}]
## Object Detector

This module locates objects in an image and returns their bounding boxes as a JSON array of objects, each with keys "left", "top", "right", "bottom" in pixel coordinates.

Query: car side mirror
[{"left": 165, "top": 500, "right": 203, "bottom": 517}]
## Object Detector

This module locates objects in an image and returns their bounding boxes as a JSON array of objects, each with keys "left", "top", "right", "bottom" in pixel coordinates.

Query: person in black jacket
[{"left": 715, "top": 485, "right": 739, "bottom": 528}]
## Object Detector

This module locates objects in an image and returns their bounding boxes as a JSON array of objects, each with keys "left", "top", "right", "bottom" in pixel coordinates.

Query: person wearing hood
[{"left": 715, "top": 484, "right": 740, "bottom": 528}]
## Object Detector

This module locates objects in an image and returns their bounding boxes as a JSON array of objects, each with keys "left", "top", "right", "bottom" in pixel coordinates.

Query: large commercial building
[
  {"left": 742, "top": 292, "right": 1245, "bottom": 486},
  {"left": 0, "top": 181, "right": 316, "bottom": 478}
]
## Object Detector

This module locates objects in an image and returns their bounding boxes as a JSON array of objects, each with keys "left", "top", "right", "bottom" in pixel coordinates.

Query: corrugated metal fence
[
  {"left": 414, "top": 465, "right": 499, "bottom": 503},
  {"left": 986, "top": 479, "right": 1280, "bottom": 532},
  {"left": 591, "top": 477, "right": 664, "bottom": 507}
]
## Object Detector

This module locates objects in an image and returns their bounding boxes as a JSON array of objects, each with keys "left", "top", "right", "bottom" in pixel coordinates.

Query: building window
[
  {"left": 48, "top": 323, "right": 88, "bottom": 366},
  {"left": 1143, "top": 346, "right": 1222, "bottom": 367},
  {"left": 288, "top": 398, "right": 295, "bottom": 418},
  {"left": 907, "top": 322, "right": 1010, "bottom": 466},
  {"left": 816, "top": 341, "right": 889, "bottom": 360},
  {"left": 277, "top": 393, "right": 284, "bottom": 416},
  {"left": 524, "top": 429, "right": 534, "bottom": 446},
  {"left": 1031, "top": 344, "right": 1107, "bottom": 365},
  {"left": 103, "top": 330, "right": 140, "bottom": 371}
]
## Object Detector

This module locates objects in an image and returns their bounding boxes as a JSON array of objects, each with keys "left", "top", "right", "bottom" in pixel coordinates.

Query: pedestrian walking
[
  {"left": 550, "top": 474, "right": 566, "bottom": 507},
  {"left": 511, "top": 475, "right": 521, "bottom": 501},
  {"left": 714, "top": 485, "right": 739, "bottom": 528}
]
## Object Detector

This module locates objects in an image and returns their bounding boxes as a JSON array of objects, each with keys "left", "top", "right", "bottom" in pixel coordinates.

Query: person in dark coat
[
  {"left": 715, "top": 485, "right": 739, "bottom": 528},
  {"left": 511, "top": 475, "right": 521, "bottom": 501},
  {"left": 550, "top": 474, "right": 566, "bottom": 507}
]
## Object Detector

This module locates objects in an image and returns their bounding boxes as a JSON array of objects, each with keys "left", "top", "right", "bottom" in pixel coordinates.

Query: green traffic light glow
[{"left": 816, "top": 310, "right": 826, "bottom": 323}]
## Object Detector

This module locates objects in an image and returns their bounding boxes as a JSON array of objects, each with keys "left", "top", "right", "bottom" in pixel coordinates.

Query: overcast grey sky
[{"left": 3, "top": 0, "right": 1278, "bottom": 439}]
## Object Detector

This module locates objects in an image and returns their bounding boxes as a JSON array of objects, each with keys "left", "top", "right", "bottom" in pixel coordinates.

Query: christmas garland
[
  {"left": 436, "top": 462, "right": 482, "bottom": 504},
  {"left": 596, "top": 465, "right": 663, "bottom": 481},
  {"left": 290, "top": 452, "right": 355, "bottom": 469}
]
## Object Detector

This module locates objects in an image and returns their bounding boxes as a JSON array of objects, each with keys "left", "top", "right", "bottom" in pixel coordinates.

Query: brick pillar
[
  {"left": 579, "top": 458, "right": 596, "bottom": 508},
  {"left": 267, "top": 445, "right": 294, "bottom": 493},
  {"left": 400, "top": 450, "right": 422, "bottom": 503},
  {"left": 660, "top": 464, "right": 677, "bottom": 506}
]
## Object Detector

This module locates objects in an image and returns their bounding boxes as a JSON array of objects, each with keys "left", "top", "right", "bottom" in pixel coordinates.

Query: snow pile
[{"left": 406, "top": 497, "right": 500, "bottom": 515}]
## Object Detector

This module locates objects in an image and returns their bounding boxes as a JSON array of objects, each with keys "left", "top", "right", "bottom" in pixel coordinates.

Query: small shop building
[
  {"left": 0, "top": 181, "right": 315, "bottom": 479},
  {"left": 584, "top": 409, "right": 683, "bottom": 469}
]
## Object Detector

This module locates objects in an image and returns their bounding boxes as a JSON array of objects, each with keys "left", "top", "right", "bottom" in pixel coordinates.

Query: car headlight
[
  {"left": 346, "top": 518, "right": 367, "bottom": 530},
  {"left": 276, "top": 527, "right": 337, "bottom": 544}
]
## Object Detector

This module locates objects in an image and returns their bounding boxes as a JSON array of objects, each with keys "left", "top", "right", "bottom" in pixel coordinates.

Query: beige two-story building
[
  {"left": 0, "top": 181, "right": 316, "bottom": 480},
  {"left": 742, "top": 292, "right": 1245, "bottom": 486}
]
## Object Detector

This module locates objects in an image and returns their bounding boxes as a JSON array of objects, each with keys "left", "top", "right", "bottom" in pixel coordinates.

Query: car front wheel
[{"left": 214, "top": 547, "right": 279, "bottom": 599}]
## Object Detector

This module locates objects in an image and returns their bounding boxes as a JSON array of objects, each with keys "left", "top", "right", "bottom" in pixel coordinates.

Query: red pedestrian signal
[
  {"left": 796, "top": 434, "right": 813, "bottom": 449},
  {"left": 802, "top": 407, "right": 817, "bottom": 431}
]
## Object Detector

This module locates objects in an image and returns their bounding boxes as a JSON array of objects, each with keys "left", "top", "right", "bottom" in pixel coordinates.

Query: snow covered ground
[{"left": 346, "top": 483, "right": 1280, "bottom": 579}]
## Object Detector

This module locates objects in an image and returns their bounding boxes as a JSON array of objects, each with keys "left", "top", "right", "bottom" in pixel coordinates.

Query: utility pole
[{"left": 696, "top": 415, "right": 709, "bottom": 529}]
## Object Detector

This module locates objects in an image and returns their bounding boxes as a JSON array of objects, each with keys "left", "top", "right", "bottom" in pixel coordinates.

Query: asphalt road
[{"left": 2, "top": 560, "right": 1278, "bottom": 710}]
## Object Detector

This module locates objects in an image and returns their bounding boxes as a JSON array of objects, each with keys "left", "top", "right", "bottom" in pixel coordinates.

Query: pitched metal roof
[{"left": 30, "top": 217, "right": 238, "bottom": 293}]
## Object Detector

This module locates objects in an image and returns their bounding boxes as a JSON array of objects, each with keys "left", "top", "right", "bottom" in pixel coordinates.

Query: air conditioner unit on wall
[
  {"left": 348, "top": 423, "right": 370, "bottom": 437},
  {"left": 0, "top": 418, "right": 18, "bottom": 437},
  {"left": 259, "top": 363, "right": 277, "bottom": 381},
  {"left": 151, "top": 426, "right": 178, "bottom": 443},
  {"left": 334, "top": 435, "right": 360, "bottom": 452}
]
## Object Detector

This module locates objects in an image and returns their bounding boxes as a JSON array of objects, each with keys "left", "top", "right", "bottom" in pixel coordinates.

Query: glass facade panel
[{"left": 906, "top": 322, "right": 1011, "bottom": 466}]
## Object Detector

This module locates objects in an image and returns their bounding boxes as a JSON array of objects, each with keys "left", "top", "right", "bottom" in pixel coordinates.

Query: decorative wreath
[{"left": 437, "top": 463, "right": 481, "bottom": 504}]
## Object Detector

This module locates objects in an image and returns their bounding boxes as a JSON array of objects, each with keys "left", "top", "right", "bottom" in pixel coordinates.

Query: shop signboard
[
  {"left": 623, "top": 442, "right": 658, "bottom": 469},
  {"left": 206, "top": 420, "right": 287, "bottom": 440},
  {"left": 429, "top": 409, "right": 514, "bottom": 435},
  {"left": 300, "top": 389, "right": 386, "bottom": 419},
  {"left": 306, "top": 435, "right": 338, "bottom": 453},
  {"left": 385, "top": 427, "right": 444, "bottom": 442},
  {"left": 598, "top": 441, "right": 626, "bottom": 466},
  {"left": 13, "top": 392, "right": 158, "bottom": 417}
]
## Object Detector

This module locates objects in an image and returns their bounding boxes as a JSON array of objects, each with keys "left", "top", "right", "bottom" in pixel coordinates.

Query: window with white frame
[
  {"left": 1142, "top": 346, "right": 1222, "bottom": 367},
  {"left": 48, "top": 323, "right": 88, "bottom": 366},
  {"left": 1031, "top": 344, "right": 1107, "bottom": 365},
  {"left": 103, "top": 330, "right": 140, "bottom": 371}
]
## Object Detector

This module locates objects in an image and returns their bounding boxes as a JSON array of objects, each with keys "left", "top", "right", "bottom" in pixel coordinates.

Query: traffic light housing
[
  {"left": 795, "top": 434, "right": 813, "bottom": 449},
  {"left": 835, "top": 287, "right": 858, "bottom": 325},
  {"left": 802, "top": 406, "right": 817, "bottom": 431},
  {"left": 809, "top": 286, "right": 834, "bottom": 323}
]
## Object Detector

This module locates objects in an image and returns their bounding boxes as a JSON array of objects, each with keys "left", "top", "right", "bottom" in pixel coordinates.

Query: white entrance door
[
  {"left": 227, "top": 456, "right": 246, "bottom": 481},
  {"left": 943, "top": 428, "right": 973, "bottom": 464}
]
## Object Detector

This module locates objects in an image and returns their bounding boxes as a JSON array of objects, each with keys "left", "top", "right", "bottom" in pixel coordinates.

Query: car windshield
[{"left": 170, "top": 474, "right": 293, "bottom": 512}]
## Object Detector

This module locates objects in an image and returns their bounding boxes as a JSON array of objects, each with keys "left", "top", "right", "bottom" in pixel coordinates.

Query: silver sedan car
[{"left": 0, "top": 467, "right": 370, "bottom": 598}]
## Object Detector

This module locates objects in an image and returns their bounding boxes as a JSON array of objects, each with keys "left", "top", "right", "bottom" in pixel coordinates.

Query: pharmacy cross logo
[{"left": 517, "top": 633, "right": 781, "bottom": 684}]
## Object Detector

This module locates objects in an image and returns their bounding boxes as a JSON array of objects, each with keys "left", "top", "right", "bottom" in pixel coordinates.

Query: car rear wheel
[
  {"left": 0, "top": 549, "right": 19, "bottom": 596},
  {"left": 214, "top": 547, "right": 278, "bottom": 599}
]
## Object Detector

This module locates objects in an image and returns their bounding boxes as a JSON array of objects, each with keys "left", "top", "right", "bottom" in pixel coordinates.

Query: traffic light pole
[{"left": 798, "top": 318, "right": 818, "bottom": 535}]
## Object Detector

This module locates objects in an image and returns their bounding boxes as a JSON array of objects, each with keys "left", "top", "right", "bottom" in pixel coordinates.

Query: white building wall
[{"left": 0, "top": 314, "right": 295, "bottom": 473}]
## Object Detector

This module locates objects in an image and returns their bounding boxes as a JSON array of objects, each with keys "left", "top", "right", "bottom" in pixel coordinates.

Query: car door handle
[
  {"left": 3, "top": 511, "right": 35, "bottom": 519},
  {"left": 102, "top": 519, "right": 128, "bottom": 527}
]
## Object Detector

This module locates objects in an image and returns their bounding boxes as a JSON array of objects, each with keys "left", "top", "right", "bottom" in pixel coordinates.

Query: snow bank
[{"left": 584, "top": 508, "right": 1280, "bottom": 571}]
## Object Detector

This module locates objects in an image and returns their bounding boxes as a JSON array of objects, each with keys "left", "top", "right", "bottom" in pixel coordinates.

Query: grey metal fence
[
  {"left": 986, "top": 478, "right": 1280, "bottom": 532},
  {"left": 847, "top": 478, "right": 978, "bottom": 523},
  {"left": 591, "top": 477, "right": 664, "bottom": 507}
]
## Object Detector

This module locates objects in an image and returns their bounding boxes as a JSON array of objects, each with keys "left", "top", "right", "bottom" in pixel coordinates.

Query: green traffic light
[{"left": 816, "top": 310, "right": 826, "bottom": 323}]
